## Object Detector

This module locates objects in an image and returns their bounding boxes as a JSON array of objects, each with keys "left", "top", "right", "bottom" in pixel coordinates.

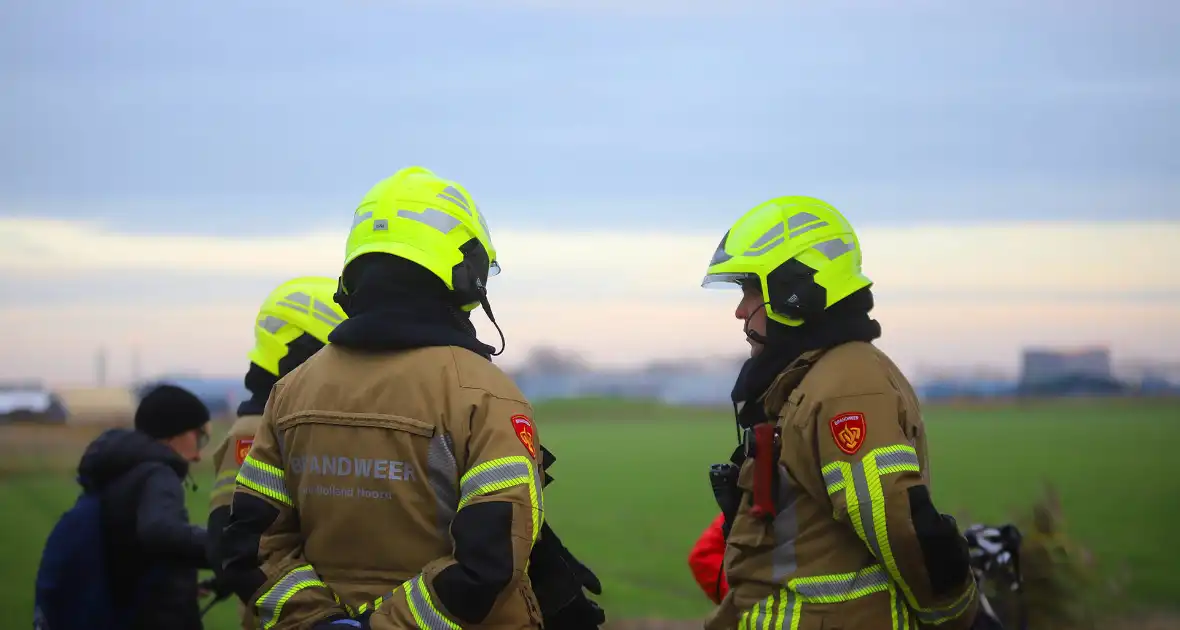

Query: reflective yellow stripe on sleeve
[
  {"left": 458, "top": 455, "right": 544, "bottom": 543},
  {"left": 236, "top": 453, "right": 293, "bottom": 507},
  {"left": 256, "top": 565, "right": 328, "bottom": 630},
  {"left": 821, "top": 444, "right": 974, "bottom": 626}
]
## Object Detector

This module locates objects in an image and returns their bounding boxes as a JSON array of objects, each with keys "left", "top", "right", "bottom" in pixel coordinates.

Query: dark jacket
[{"left": 78, "top": 428, "right": 211, "bottom": 630}]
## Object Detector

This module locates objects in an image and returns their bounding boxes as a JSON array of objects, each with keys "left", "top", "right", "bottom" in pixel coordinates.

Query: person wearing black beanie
[
  {"left": 135, "top": 383, "right": 212, "bottom": 460},
  {"left": 61, "top": 383, "right": 215, "bottom": 630}
]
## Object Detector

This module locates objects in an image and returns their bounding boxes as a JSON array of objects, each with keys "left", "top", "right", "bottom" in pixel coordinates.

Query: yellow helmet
[
  {"left": 701, "top": 196, "right": 872, "bottom": 327},
  {"left": 339, "top": 166, "right": 498, "bottom": 311},
  {"left": 248, "top": 276, "right": 347, "bottom": 377}
]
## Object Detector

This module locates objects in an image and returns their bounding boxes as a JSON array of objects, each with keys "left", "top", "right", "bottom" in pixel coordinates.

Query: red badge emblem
[
  {"left": 234, "top": 438, "right": 254, "bottom": 465},
  {"left": 829, "top": 412, "right": 866, "bottom": 455},
  {"left": 511, "top": 414, "right": 537, "bottom": 459}
]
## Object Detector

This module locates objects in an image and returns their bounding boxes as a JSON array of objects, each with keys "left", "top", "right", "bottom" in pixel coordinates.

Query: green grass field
[{"left": 2, "top": 397, "right": 1178, "bottom": 629}]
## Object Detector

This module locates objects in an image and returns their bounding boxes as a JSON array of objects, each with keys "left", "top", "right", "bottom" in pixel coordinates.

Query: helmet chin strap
[
  {"left": 474, "top": 278, "right": 506, "bottom": 357},
  {"left": 744, "top": 301, "right": 771, "bottom": 346}
]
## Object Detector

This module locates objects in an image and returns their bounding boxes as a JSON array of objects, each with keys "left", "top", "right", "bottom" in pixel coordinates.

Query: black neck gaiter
[
  {"left": 328, "top": 255, "right": 494, "bottom": 360},
  {"left": 730, "top": 288, "right": 883, "bottom": 428}
]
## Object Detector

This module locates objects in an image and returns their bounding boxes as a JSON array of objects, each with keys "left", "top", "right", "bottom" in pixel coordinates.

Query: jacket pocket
[{"left": 276, "top": 411, "right": 435, "bottom": 437}]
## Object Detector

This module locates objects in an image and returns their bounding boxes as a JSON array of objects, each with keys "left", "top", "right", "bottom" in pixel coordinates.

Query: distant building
[{"left": 1017, "top": 346, "right": 1124, "bottom": 396}]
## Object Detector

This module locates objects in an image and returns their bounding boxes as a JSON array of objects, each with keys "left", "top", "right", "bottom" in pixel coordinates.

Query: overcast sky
[{"left": 2, "top": 0, "right": 1177, "bottom": 385}]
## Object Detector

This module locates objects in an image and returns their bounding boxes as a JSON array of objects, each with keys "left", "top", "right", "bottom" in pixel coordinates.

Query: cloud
[
  {"left": 3, "top": 217, "right": 1178, "bottom": 296},
  {"left": 1, "top": 217, "right": 1178, "bottom": 385}
]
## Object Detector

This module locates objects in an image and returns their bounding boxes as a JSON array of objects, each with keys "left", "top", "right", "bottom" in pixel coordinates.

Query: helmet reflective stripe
[
  {"left": 701, "top": 195, "right": 871, "bottom": 326},
  {"left": 258, "top": 316, "right": 286, "bottom": 334},
  {"left": 397, "top": 207, "right": 462, "bottom": 234},
  {"left": 437, "top": 186, "right": 471, "bottom": 213}
]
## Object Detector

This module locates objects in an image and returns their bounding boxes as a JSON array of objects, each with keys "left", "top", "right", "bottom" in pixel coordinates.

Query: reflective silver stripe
[
  {"left": 822, "top": 463, "right": 845, "bottom": 494},
  {"left": 397, "top": 207, "right": 461, "bottom": 235},
  {"left": 258, "top": 315, "right": 286, "bottom": 334},
  {"left": 813, "top": 238, "right": 854, "bottom": 260},
  {"left": 787, "top": 212, "right": 820, "bottom": 230},
  {"left": 772, "top": 464, "right": 798, "bottom": 581},
  {"left": 849, "top": 460, "right": 885, "bottom": 560},
  {"left": 457, "top": 455, "right": 544, "bottom": 542},
  {"left": 477, "top": 211, "right": 494, "bottom": 250},
  {"left": 743, "top": 223, "right": 785, "bottom": 256},
  {"left": 891, "top": 582, "right": 912, "bottom": 630},
  {"left": 352, "top": 210, "right": 373, "bottom": 229},
  {"left": 914, "top": 580, "right": 977, "bottom": 625},
  {"left": 458, "top": 458, "right": 532, "bottom": 508},
  {"left": 426, "top": 433, "right": 459, "bottom": 537},
  {"left": 750, "top": 596, "right": 765, "bottom": 630},
  {"left": 313, "top": 300, "right": 344, "bottom": 324},
  {"left": 236, "top": 456, "right": 292, "bottom": 507},
  {"left": 789, "top": 565, "right": 890, "bottom": 602},
  {"left": 774, "top": 590, "right": 797, "bottom": 630},
  {"left": 790, "top": 221, "right": 828, "bottom": 238},
  {"left": 256, "top": 565, "right": 325, "bottom": 629},
  {"left": 437, "top": 186, "right": 471, "bottom": 212},
  {"left": 284, "top": 291, "right": 311, "bottom": 306},
  {"left": 404, "top": 574, "right": 460, "bottom": 630},
  {"left": 876, "top": 448, "right": 920, "bottom": 473},
  {"left": 787, "top": 212, "right": 831, "bottom": 238}
]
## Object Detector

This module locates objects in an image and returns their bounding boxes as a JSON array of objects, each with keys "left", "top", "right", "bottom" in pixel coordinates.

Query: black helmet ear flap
[
  {"left": 766, "top": 259, "right": 827, "bottom": 321},
  {"left": 451, "top": 238, "right": 490, "bottom": 307},
  {"left": 332, "top": 275, "right": 352, "bottom": 314}
]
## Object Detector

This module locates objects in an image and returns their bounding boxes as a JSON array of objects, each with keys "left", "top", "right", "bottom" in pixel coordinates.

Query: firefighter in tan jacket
[
  {"left": 206, "top": 276, "right": 347, "bottom": 629},
  {"left": 218, "top": 166, "right": 554, "bottom": 630},
  {"left": 699, "top": 197, "right": 1001, "bottom": 630}
]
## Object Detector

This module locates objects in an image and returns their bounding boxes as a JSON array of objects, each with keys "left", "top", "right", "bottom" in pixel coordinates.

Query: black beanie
[{"left": 134, "top": 384, "right": 211, "bottom": 439}]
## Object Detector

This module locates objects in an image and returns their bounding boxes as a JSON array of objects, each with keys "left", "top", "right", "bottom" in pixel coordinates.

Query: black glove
[
  {"left": 198, "top": 576, "right": 235, "bottom": 600},
  {"left": 543, "top": 594, "right": 606, "bottom": 630},
  {"left": 528, "top": 522, "right": 605, "bottom": 629}
]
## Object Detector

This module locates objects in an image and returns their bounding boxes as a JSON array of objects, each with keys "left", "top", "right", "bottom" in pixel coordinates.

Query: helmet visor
[{"left": 701, "top": 272, "right": 756, "bottom": 289}]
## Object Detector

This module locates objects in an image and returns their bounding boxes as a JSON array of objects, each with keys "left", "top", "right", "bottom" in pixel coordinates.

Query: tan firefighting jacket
[
  {"left": 230, "top": 344, "right": 545, "bottom": 630},
  {"left": 211, "top": 414, "right": 263, "bottom": 515},
  {"left": 209, "top": 414, "right": 264, "bottom": 630},
  {"left": 706, "top": 341, "right": 980, "bottom": 630}
]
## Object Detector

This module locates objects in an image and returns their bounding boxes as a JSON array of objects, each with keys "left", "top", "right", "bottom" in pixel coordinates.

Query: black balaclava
[
  {"left": 328, "top": 254, "right": 494, "bottom": 359},
  {"left": 237, "top": 333, "right": 326, "bottom": 417},
  {"left": 730, "top": 286, "right": 882, "bottom": 428}
]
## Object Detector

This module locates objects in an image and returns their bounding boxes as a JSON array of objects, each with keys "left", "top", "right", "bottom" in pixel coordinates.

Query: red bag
[{"left": 687, "top": 513, "right": 730, "bottom": 604}]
